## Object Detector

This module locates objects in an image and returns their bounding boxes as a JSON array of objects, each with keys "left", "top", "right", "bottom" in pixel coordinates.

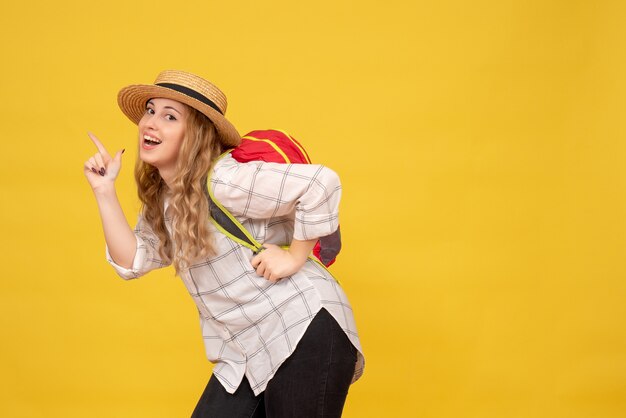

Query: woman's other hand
[
  {"left": 251, "top": 239, "right": 317, "bottom": 282},
  {"left": 84, "top": 132, "right": 125, "bottom": 192},
  {"left": 250, "top": 244, "right": 305, "bottom": 282}
]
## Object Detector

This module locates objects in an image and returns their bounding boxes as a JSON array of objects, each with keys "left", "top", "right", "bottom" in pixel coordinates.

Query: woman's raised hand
[{"left": 84, "top": 132, "right": 125, "bottom": 192}]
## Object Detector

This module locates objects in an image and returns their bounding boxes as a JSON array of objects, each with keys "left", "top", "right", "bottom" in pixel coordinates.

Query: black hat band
[{"left": 155, "top": 82, "right": 223, "bottom": 115}]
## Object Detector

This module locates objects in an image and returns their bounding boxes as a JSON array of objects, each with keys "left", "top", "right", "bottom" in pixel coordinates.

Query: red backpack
[{"left": 209, "top": 129, "right": 341, "bottom": 267}]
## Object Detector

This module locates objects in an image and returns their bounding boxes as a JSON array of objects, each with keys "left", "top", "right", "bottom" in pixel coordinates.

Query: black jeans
[{"left": 191, "top": 308, "right": 358, "bottom": 418}]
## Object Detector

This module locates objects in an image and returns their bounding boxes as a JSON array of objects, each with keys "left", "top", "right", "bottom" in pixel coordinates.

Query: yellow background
[{"left": 1, "top": 1, "right": 626, "bottom": 417}]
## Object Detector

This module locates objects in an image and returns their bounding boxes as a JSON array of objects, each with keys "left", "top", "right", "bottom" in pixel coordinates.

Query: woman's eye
[
  {"left": 166, "top": 114, "right": 177, "bottom": 121},
  {"left": 146, "top": 107, "right": 155, "bottom": 115}
]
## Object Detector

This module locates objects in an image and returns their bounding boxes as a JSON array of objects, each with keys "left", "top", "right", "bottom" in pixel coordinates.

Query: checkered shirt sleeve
[
  {"left": 211, "top": 155, "right": 342, "bottom": 240},
  {"left": 105, "top": 214, "right": 171, "bottom": 280}
]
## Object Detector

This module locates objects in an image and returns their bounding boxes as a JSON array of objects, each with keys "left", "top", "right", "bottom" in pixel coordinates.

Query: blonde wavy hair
[{"left": 134, "top": 105, "right": 224, "bottom": 275}]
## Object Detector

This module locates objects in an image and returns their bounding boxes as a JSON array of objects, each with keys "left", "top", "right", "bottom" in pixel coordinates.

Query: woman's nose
[{"left": 143, "top": 115, "right": 158, "bottom": 130}]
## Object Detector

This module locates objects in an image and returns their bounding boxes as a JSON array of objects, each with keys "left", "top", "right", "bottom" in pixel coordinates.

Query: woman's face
[{"left": 137, "top": 97, "right": 187, "bottom": 173}]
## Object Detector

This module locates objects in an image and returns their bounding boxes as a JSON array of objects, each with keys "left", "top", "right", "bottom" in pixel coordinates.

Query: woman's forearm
[
  {"left": 93, "top": 183, "right": 137, "bottom": 269},
  {"left": 288, "top": 238, "right": 318, "bottom": 266}
]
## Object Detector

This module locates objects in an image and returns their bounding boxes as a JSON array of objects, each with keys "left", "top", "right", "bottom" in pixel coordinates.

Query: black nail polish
[
  {"left": 122, "top": 149, "right": 126, "bottom": 154},
  {"left": 91, "top": 168, "right": 97, "bottom": 173},
  {"left": 99, "top": 168, "right": 105, "bottom": 176}
]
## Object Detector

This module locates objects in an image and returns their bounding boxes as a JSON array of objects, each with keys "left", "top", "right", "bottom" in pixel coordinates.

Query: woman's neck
[{"left": 159, "top": 166, "right": 176, "bottom": 189}]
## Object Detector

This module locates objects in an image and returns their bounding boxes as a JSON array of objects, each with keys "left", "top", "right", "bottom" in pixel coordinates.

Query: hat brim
[{"left": 117, "top": 84, "right": 241, "bottom": 147}]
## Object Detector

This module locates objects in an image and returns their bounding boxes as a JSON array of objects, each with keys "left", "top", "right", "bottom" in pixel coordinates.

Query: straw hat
[{"left": 117, "top": 70, "right": 241, "bottom": 147}]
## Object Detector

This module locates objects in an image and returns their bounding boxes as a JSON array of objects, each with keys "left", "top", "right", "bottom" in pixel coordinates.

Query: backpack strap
[
  {"left": 208, "top": 197, "right": 263, "bottom": 253},
  {"left": 208, "top": 152, "right": 263, "bottom": 254}
]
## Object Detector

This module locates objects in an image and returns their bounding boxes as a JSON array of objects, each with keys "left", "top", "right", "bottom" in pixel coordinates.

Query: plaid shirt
[{"left": 106, "top": 154, "right": 364, "bottom": 395}]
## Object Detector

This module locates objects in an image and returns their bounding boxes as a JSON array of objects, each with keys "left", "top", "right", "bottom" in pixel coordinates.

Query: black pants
[{"left": 191, "top": 308, "right": 357, "bottom": 418}]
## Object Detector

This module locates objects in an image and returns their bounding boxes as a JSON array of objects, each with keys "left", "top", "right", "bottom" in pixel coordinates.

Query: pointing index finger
[{"left": 87, "top": 131, "right": 111, "bottom": 158}]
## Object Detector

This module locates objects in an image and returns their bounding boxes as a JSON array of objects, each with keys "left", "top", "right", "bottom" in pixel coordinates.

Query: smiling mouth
[{"left": 143, "top": 134, "right": 162, "bottom": 145}]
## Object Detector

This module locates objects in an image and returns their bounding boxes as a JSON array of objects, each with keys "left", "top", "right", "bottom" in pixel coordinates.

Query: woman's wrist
[{"left": 92, "top": 181, "right": 117, "bottom": 197}]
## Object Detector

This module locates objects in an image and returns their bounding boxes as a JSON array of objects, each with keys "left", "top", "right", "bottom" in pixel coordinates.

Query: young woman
[{"left": 84, "top": 70, "right": 364, "bottom": 417}]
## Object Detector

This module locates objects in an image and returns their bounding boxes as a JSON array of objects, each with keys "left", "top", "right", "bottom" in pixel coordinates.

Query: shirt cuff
[
  {"left": 293, "top": 212, "right": 340, "bottom": 241},
  {"left": 105, "top": 236, "right": 145, "bottom": 280}
]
